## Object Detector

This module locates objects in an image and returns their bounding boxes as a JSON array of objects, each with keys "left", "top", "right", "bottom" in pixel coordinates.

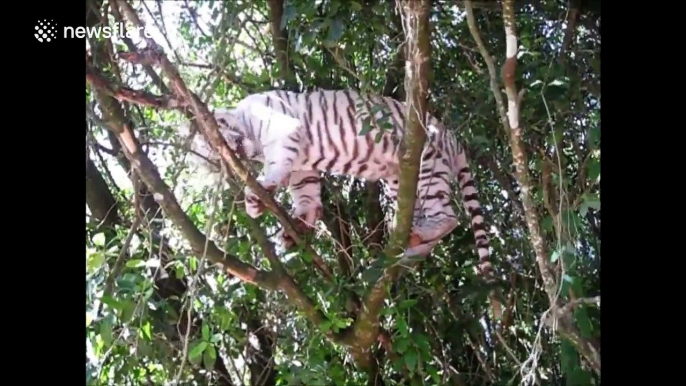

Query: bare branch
[
  {"left": 86, "top": 64, "right": 183, "bottom": 110},
  {"left": 463, "top": 1, "right": 510, "bottom": 133}
]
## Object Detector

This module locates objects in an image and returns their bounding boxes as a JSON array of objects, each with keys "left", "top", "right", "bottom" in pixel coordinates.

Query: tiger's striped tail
[{"left": 453, "top": 142, "right": 502, "bottom": 318}]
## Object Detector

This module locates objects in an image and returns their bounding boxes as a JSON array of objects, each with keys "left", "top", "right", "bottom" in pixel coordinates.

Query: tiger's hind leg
[
  {"left": 382, "top": 168, "right": 458, "bottom": 257},
  {"left": 275, "top": 170, "right": 323, "bottom": 249},
  {"left": 405, "top": 159, "right": 459, "bottom": 257},
  {"left": 244, "top": 125, "right": 304, "bottom": 219}
]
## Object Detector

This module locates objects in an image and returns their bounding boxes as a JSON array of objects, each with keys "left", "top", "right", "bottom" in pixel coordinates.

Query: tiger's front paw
[
  {"left": 244, "top": 184, "right": 277, "bottom": 218},
  {"left": 276, "top": 228, "right": 297, "bottom": 250},
  {"left": 293, "top": 205, "right": 323, "bottom": 229},
  {"left": 275, "top": 213, "right": 318, "bottom": 250}
]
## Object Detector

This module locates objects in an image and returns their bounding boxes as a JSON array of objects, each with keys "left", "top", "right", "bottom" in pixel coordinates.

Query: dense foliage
[{"left": 86, "top": 0, "right": 600, "bottom": 385}]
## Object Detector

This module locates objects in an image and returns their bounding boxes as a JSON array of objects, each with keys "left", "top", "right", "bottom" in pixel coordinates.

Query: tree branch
[
  {"left": 345, "top": 0, "right": 432, "bottom": 370},
  {"left": 558, "top": 0, "right": 580, "bottom": 68},
  {"left": 500, "top": 0, "right": 558, "bottom": 316},
  {"left": 86, "top": 156, "right": 121, "bottom": 230},
  {"left": 86, "top": 65, "right": 183, "bottom": 110},
  {"left": 266, "top": 0, "right": 298, "bottom": 91},
  {"left": 108, "top": 1, "right": 170, "bottom": 94}
]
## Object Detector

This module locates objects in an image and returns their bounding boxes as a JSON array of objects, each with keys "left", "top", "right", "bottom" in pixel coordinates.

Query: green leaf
[
  {"left": 100, "top": 295, "right": 119, "bottom": 310},
  {"left": 394, "top": 337, "right": 409, "bottom": 353},
  {"left": 588, "top": 126, "right": 600, "bottom": 148},
  {"left": 574, "top": 306, "right": 594, "bottom": 339},
  {"left": 398, "top": 299, "right": 417, "bottom": 309},
  {"left": 579, "top": 193, "right": 600, "bottom": 216},
  {"left": 126, "top": 259, "right": 145, "bottom": 268},
  {"left": 559, "top": 339, "right": 578, "bottom": 374},
  {"left": 280, "top": 4, "right": 297, "bottom": 30},
  {"left": 413, "top": 333, "right": 431, "bottom": 354},
  {"left": 319, "top": 320, "right": 332, "bottom": 332},
  {"left": 397, "top": 318, "right": 408, "bottom": 337},
  {"left": 211, "top": 333, "right": 223, "bottom": 344},
  {"left": 87, "top": 251, "right": 106, "bottom": 272},
  {"left": 351, "top": 1, "right": 363, "bottom": 11},
  {"left": 92, "top": 233, "right": 106, "bottom": 246},
  {"left": 189, "top": 341, "right": 208, "bottom": 360},
  {"left": 141, "top": 321, "right": 152, "bottom": 340},
  {"left": 329, "top": 1, "right": 340, "bottom": 14},
  {"left": 359, "top": 120, "right": 373, "bottom": 136},
  {"left": 560, "top": 274, "right": 575, "bottom": 295},
  {"left": 471, "top": 135, "right": 491, "bottom": 148},
  {"left": 86, "top": 312, "right": 93, "bottom": 327},
  {"left": 587, "top": 158, "right": 600, "bottom": 182},
  {"left": 561, "top": 242, "right": 578, "bottom": 268},
  {"left": 326, "top": 19, "right": 344, "bottom": 43},
  {"left": 220, "top": 311, "right": 232, "bottom": 331},
  {"left": 428, "top": 366, "right": 441, "bottom": 384},
  {"left": 374, "top": 131, "right": 384, "bottom": 143},
  {"left": 567, "top": 367, "right": 593, "bottom": 386},
  {"left": 404, "top": 349, "right": 418, "bottom": 372},
  {"left": 100, "top": 317, "right": 113, "bottom": 346},
  {"left": 541, "top": 215, "right": 554, "bottom": 232},
  {"left": 361, "top": 267, "right": 383, "bottom": 284},
  {"left": 203, "top": 344, "right": 217, "bottom": 370},
  {"left": 202, "top": 323, "right": 210, "bottom": 341},
  {"left": 137, "top": 340, "right": 152, "bottom": 357},
  {"left": 119, "top": 300, "right": 136, "bottom": 322},
  {"left": 175, "top": 265, "right": 185, "bottom": 279},
  {"left": 590, "top": 58, "right": 600, "bottom": 73},
  {"left": 550, "top": 250, "right": 560, "bottom": 263}
]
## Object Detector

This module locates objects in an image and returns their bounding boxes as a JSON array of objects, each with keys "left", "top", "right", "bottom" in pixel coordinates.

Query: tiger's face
[{"left": 214, "top": 109, "right": 261, "bottom": 161}]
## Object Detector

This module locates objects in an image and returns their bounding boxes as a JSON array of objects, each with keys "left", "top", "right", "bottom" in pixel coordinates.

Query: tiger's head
[
  {"left": 181, "top": 108, "right": 262, "bottom": 182},
  {"left": 212, "top": 108, "right": 261, "bottom": 162}
]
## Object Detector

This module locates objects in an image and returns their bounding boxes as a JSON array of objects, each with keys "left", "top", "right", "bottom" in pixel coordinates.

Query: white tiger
[{"left": 184, "top": 89, "right": 492, "bottom": 274}]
